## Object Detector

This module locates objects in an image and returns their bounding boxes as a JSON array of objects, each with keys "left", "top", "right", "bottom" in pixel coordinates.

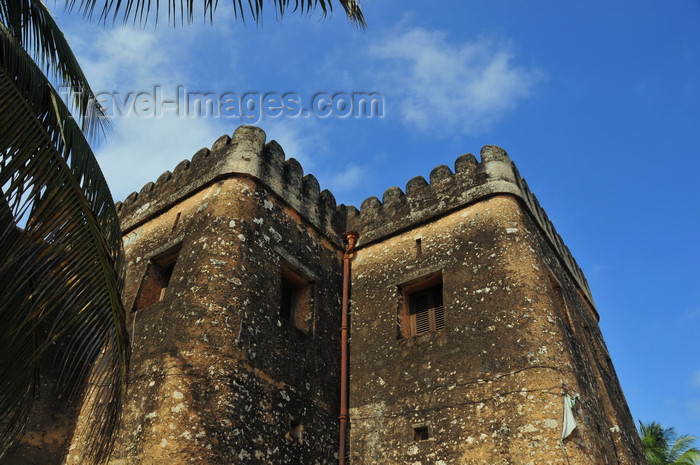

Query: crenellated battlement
[
  {"left": 116, "top": 125, "right": 347, "bottom": 243},
  {"left": 116, "top": 125, "right": 593, "bottom": 308},
  {"left": 346, "top": 144, "right": 594, "bottom": 308},
  {"left": 346, "top": 145, "right": 519, "bottom": 244}
]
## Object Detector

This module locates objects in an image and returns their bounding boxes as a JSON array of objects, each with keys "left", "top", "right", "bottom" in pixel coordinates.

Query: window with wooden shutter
[
  {"left": 397, "top": 271, "right": 444, "bottom": 339},
  {"left": 409, "top": 284, "right": 444, "bottom": 336}
]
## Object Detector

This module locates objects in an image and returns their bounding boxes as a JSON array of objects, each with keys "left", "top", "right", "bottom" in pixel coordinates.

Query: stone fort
[{"left": 9, "top": 125, "right": 647, "bottom": 464}]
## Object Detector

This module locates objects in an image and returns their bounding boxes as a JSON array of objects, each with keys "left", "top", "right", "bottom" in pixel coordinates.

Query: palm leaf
[
  {"left": 639, "top": 421, "right": 700, "bottom": 465},
  {"left": 0, "top": 0, "right": 110, "bottom": 140},
  {"left": 0, "top": 24, "right": 129, "bottom": 465},
  {"left": 669, "top": 435, "right": 700, "bottom": 465},
  {"left": 68, "top": 0, "right": 367, "bottom": 28}
]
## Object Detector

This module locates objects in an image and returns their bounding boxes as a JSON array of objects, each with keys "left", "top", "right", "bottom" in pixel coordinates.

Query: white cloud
[
  {"left": 65, "top": 27, "right": 181, "bottom": 90},
  {"left": 329, "top": 164, "right": 364, "bottom": 192},
  {"left": 97, "top": 116, "right": 331, "bottom": 202},
  {"left": 60, "top": 23, "right": 242, "bottom": 200},
  {"left": 63, "top": 18, "right": 240, "bottom": 91},
  {"left": 369, "top": 27, "right": 544, "bottom": 136},
  {"left": 95, "top": 116, "right": 231, "bottom": 201},
  {"left": 57, "top": 19, "right": 544, "bottom": 200}
]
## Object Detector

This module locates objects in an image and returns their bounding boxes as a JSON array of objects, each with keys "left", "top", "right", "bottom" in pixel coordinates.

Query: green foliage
[
  {"left": 639, "top": 421, "right": 700, "bottom": 465},
  {"left": 0, "top": 2, "right": 128, "bottom": 464}
]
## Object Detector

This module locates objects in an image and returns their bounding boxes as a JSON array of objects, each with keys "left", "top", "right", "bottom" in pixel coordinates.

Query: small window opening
[
  {"left": 398, "top": 272, "right": 444, "bottom": 338},
  {"left": 133, "top": 244, "right": 181, "bottom": 310},
  {"left": 414, "top": 426, "right": 429, "bottom": 441},
  {"left": 289, "top": 419, "right": 304, "bottom": 441},
  {"left": 415, "top": 238, "right": 422, "bottom": 259},
  {"left": 280, "top": 262, "right": 313, "bottom": 333}
]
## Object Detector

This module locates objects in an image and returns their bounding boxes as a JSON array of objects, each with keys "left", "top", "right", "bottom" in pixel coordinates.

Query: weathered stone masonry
[{"left": 48, "top": 125, "right": 644, "bottom": 464}]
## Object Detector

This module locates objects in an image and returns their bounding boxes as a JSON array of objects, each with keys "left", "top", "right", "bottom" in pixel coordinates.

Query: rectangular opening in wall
[
  {"left": 398, "top": 271, "right": 444, "bottom": 338},
  {"left": 289, "top": 419, "right": 303, "bottom": 441},
  {"left": 413, "top": 425, "right": 429, "bottom": 441},
  {"left": 280, "top": 279, "right": 296, "bottom": 322},
  {"left": 280, "top": 261, "right": 313, "bottom": 334},
  {"left": 133, "top": 244, "right": 181, "bottom": 311}
]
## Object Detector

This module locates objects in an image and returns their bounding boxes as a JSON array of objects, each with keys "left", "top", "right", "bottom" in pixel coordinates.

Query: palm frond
[
  {"left": 639, "top": 420, "right": 700, "bottom": 465},
  {"left": 0, "top": 0, "right": 110, "bottom": 140},
  {"left": 68, "top": 0, "right": 367, "bottom": 28},
  {"left": 669, "top": 435, "right": 700, "bottom": 465},
  {"left": 0, "top": 24, "right": 129, "bottom": 465},
  {"left": 640, "top": 421, "right": 671, "bottom": 465}
]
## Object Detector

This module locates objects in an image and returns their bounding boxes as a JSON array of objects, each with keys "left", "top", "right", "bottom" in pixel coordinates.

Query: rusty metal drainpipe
[{"left": 339, "top": 231, "right": 358, "bottom": 465}]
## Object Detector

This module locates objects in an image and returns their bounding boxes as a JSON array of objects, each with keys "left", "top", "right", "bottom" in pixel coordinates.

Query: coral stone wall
[
  {"left": 67, "top": 177, "right": 344, "bottom": 464},
  {"left": 348, "top": 194, "right": 646, "bottom": 464}
]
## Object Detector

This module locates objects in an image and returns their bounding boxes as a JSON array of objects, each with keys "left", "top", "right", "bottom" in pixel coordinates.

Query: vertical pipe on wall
[{"left": 339, "top": 231, "right": 358, "bottom": 465}]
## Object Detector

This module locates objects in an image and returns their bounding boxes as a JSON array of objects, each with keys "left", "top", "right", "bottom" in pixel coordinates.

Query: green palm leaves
[
  {"left": 0, "top": 1, "right": 128, "bottom": 464},
  {"left": 639, "top": 421, "right": 700, "bottom": 465}
]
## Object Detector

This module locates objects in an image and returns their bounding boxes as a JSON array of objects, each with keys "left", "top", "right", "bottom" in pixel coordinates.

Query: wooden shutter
[
  {"left": 413, "top": 292, "right": 431, "bottom": 335},
  {"left": 432, "top": 285, "right": 445, "bottom": 331},
  {"left": 410, "top": 284, "right": 444, "bottom": 335}
]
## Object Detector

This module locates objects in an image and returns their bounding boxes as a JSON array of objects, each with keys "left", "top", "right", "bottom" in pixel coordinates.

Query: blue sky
[{"left": 55, "top": 0, "right": 700, "bottom": 438}]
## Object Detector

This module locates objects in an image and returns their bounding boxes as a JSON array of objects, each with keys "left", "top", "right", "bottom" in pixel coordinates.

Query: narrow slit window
[
  {"left": 280, "top": 262, "right": 313, "bottom": 334},
  {"left": 280, "top": 279, "right": 296, "bottom": 323}
]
